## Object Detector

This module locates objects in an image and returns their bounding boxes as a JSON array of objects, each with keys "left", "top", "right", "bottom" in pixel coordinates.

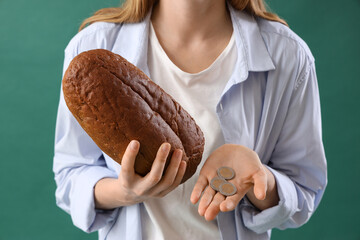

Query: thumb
[{"left": 252, "top": 168, "right": 267, "bottom": 200}]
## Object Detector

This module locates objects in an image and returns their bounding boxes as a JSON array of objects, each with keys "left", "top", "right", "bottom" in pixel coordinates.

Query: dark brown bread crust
[{"left": 62, "top": 49, "right": 204, "bottom": 183}]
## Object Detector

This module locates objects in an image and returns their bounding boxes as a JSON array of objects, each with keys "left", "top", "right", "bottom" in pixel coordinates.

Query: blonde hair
[{"left": 79, "top": 0, "right": 287, "bottom": 31}]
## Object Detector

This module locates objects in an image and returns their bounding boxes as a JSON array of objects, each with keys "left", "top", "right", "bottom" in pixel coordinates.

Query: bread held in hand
[{"left": 62, "top": 49, "right": 204, "bottom": 183}]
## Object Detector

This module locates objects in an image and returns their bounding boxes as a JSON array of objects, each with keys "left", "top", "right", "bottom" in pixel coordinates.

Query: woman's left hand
[{"left": 190, "top": 144, "right": 278, "bottom": 221}]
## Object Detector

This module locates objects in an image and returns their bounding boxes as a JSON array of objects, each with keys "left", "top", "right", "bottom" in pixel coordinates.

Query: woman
[{"left": 53, "top": 0, "right": 327, "bottom": 239}]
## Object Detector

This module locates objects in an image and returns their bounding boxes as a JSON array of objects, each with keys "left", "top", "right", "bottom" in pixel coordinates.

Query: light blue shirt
[{"left": 53, "top": 5, "right": 327, "bottom": 240}]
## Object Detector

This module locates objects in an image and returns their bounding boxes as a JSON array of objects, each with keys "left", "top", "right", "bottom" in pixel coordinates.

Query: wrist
[{"left": 94, "top": 177, "right": 123, "bottom": 210}]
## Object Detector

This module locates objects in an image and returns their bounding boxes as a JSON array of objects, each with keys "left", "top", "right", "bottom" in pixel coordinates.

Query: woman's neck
[
  {"left": 151, "top": 0, "right": 232, "bottom": 45},
  {"left": 150, "top": 0, "right": 233, "bottom": 73}
]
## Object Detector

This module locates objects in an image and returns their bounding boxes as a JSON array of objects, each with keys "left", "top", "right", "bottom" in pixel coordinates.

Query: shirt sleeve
[
  {"left": 241, "top": 61, "right": 328, "bottom": 234},
  {"left": 53, "top": 42, "right": 119, "bottom": 233}
]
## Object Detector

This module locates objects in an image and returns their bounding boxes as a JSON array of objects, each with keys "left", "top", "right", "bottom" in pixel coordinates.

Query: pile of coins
[{"left": 210, "top": 167, "right": 237, "bottom": 196}]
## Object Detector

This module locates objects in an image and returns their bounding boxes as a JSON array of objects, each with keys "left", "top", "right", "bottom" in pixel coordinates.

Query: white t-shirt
[{"left": 142, "top": 23, "right": 237, "bottom": 240}]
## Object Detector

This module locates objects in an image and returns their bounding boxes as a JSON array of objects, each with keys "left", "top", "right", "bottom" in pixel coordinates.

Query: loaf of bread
[{"left": 62, "top": 49, "right": 204, "bottom": 183}]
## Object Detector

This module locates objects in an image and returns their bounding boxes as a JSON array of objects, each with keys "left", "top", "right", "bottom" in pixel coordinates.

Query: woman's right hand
[{"left": 94, "top": 140, "right": 187, "bottom": 209}]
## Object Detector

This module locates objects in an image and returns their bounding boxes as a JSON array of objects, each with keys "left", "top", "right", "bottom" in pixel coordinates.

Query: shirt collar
[
  {"left": 228, "top": 4, "right": 275, "bottom": 73},
  {"left": 113, "top": 4, "right": 275, "bottom": 80},
  {"left": 112, "top": 13, "right": 152, "bottom": 76}
]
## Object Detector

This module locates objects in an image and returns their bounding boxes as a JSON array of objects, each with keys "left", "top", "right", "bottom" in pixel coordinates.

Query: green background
[{"left": 0, "top": 0, "right": 359, "bottom": 239}]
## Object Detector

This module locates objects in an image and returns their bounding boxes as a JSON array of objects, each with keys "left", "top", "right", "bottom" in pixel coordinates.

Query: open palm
[{"left": 190, "top": 144, "right": 268, "bottom": 221}]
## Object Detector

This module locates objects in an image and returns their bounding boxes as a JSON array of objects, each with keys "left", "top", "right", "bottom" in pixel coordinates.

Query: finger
[
  {"left": 252, "top": 168, "right": 267, "bottom": 200},
  {"left": 204, "top": 193, "right": 225, "bottom": 221},
  {"left": 172, "top": 160, "right": 187, "bottom": 187},
  {"left": 220, "top": 193, "right": 243, "bottom": 212},
  {"left": 220, "top": 182, "right": 251, "bottom": 212},
  {"left": 191, "top": 174, "right": 208, "bottom": 204},
  {"left": 198, "top": 186, "right": 216, "bottom": 216},
  {"left": 147, "top": 149, "right": 183, "bottom": 196},
  {"left": 120, "top": 140, "right": 140, "bottom": 181},
  {"left": 160, "top": 149, "right": 183, "bottom": 186},
  {"left": 157, "top": 159, "right": 187, "bottom": 197},
  {"left": 144, "top": 143, "right": 171, "bottom": 188}
]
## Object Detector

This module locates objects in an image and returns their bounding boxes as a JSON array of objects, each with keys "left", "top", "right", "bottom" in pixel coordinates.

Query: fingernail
[
  {"left": 227, "top": 201, "right": 234, "bottom": 210},
  {"left": 177, "top": 149, "right": 183, "bottom": 159},
  {"left": 130, "top": 140, "right": 138, "bottom": 150},
  {"left": 198, "top": 208, "right": 205, "bottom": 216},
  {"left": 191, "top": 190, "right": 200, "bottom": 203},
  {"left": 190, "top": 195, "right": 196, "bottom": 204},
  {"left": 181, "top": 160, "right": 186, "bottom": 168},
  {"left": 172, "top": 149, "right": 182, "bottom": 159},
  {"left": 161, "top": 143, "right": 170, "bottom": 152}
]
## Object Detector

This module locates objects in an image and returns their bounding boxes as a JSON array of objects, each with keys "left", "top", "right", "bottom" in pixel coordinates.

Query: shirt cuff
[
  {"left": 240, "top": 166, "right": 298, "bottom": 234},
  {"left": 70, "top": 165, "right": 119, "bottom": 232}
]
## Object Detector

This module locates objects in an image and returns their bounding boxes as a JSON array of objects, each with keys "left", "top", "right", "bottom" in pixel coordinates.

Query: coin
[
  {"left": 210, "top": 176, "right": 227, "bottom": 192},
  {"left": 219, "top": 182, "right": 237, "bottom": 196},
  {"left": 217, "top": 166, "right": 235, "bottom": 180}
]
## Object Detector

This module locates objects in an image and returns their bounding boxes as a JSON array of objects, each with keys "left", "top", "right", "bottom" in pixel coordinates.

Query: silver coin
[
  {"left": 217, "top": 166, "right": 235, "bottom": 180},
  {"left": 219, "top": 182, "right": 237, "bottom": 196},
  {"left": 210, "top": 176, "right": 226, "bottom": 192}
]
